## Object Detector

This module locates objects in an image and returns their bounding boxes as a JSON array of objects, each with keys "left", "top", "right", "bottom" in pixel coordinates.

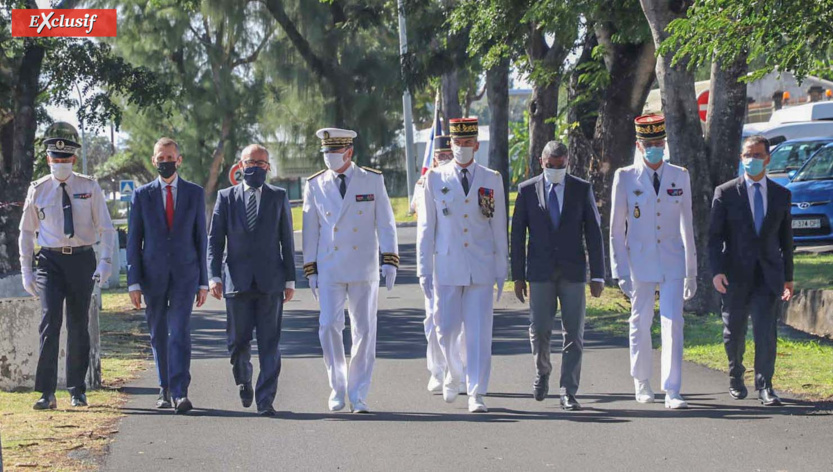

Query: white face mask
[
  {"left": 453, "top": 146, "right": 475, "bottom": 165},
  {"left": 543, "top": 167, "right": 566, "bottom": 184},
  {"left": 323, "top": 152, "right": 346, "bottom": 171},
  {"left": 50, "top": 162, "right": 73, "bottom": 181}
]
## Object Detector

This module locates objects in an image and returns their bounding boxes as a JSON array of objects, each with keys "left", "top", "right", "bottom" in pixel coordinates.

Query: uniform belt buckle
[{"left": 61, "top": 246, "right": 72, "bottom": 255}]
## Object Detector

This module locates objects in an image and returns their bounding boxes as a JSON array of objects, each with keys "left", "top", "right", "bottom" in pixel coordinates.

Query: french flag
[{"left": 420, "top": 106, "right": 443, "bottom": 175}]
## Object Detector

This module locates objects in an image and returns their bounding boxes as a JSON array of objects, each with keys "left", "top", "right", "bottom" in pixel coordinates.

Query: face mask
[
  {"left": 435, "top": 156, "right": 453, "bottom": 167},
  {"left": 50, "top": 162, "right": 73, "bottom": 181},
  {"left": 742, "top": 158, "right": 766, "bottom": 176},
  {"left": 156, "top": 161, "right": 177, "bottom": 179},
  {"left": 324, "top": 152, "right": 346, "bottom": 171},
  {"left": 453, "top": 146, "right": 475, "bottom": 165},
  {"left": 543, "top": 167, "right": 567, "bottom": 184},
  {"left": 643, "top": 146, "right": 665, "bottom": 165},
  {"left": 243, "top": 166, "right": 267, "bottom": 188}
]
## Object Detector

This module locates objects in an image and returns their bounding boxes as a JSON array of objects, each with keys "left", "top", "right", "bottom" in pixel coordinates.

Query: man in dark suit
[
  {"left": 709, "top": 135, "right": 794, "bottom": 407},
  {"left": 127, "top": 137, "right": 208, "bottom": 414},
  {"left": 510, "top": 141, "right": 605, "bottom": 410},
  {"left": 208, "top": 144, "right": 296, "bottom": 416}
]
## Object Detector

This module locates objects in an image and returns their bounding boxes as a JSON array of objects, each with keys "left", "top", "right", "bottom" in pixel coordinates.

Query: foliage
[{"left": 509, "top": 111, "right": 530, "bottom": 185}]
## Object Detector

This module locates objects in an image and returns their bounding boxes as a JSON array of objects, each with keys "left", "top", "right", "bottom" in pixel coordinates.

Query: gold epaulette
[
  {"left": 303, "top": 262, "right": 318, "bottom": 277},
  {"left": 362, "top": 166, "right": 382, "bottom": 175},
  {"left": 307, "top": 169, "right": 326, "bottom": 180},
  {"left": 75, "top": 173, "right": 95, "bottom": 180},
  {"left": 381, "top": 253, "right": 400, "bottom": 268}
]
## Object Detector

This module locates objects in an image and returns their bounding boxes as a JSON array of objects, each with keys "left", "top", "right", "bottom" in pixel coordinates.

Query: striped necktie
[{"left": 246, "top": 188, "right": 258, "bottom": 231}]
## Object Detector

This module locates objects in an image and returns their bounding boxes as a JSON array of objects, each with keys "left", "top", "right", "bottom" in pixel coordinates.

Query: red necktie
[{"left": 165, "top": 185, "right": 174, "bottom": 230}]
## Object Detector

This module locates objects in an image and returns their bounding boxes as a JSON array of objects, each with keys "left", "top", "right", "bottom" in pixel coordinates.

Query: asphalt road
[{"left": 102, "top": 227, "right": 832, "bottom": 471}]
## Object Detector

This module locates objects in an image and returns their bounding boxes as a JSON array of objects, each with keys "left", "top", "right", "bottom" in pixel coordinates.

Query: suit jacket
[
  {"left": 708, "top": 177, "right": 794, "bottom": 295},
  {"left": 127, "top": 177, "right": 208, "bottom": 296},
  {"left": 610, "top": 161, "right": 697, "bottom": 283},
  {"left": 416, "top": 162, "right": 508, "bottom": 286},
  {"left": 511, "top": 174, "right": 605, "bottom": 283},
  {"left": 208, "top": 183, "right": 296, "bottom": 296}
]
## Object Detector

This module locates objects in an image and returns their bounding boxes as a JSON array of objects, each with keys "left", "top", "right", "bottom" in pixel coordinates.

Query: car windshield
[
  {"left": 768, "top": 141, "right": 829, "bottom": 173},
  {"left": 793, "top": 147, "right": 833, "bottom": 181}
]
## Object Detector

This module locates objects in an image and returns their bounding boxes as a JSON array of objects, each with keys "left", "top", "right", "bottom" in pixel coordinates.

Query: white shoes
[
  {"left": 664, "top": 391, "right": 688, "bottom": 409},
  {"left": 328, "top": 391, "right": 346, "bottom": 412},
  {"left": 351, "top": 399, "right": 370, "bottom": 414},
  {"left": 634, "top": 380, "right": 655, "bottom": 404},
  {"left": 427, "top": 376, "right": 443, "bottom": 394},
  {"left": 443, "top": 383, "right": 459, "bottom": 403},
  {"left": 468, "top": 395, "right": 488, "bottom": 413}
]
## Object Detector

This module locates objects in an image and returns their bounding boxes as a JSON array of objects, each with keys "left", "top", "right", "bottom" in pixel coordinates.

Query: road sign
[
  {"left": 119, "top": 180, "right": 135, "bottom": 202},
  {"left": 697, "top": 90, "right": 710, "bottom": 122},
  {"left": 228, "top": 162, "right": 243, "bottom": 186}
]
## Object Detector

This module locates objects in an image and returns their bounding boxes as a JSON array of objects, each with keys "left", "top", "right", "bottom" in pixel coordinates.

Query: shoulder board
[
  {"left": 307, "top": 169, "right": 326, "bottom": 180},
  {"left": 31, "top": 175, "right": 51, "bottom": 187},
  {"left": 682, "top": 167, "right": 688, "bottom": 172},
  {"left": 491, "top": 169, "right": 500, "bottom": 175},
  {"left": 361, "top": 166, "right": 382, "bottom": 175},
  {"left": 75, "top": 173, "right": 95, "bottom": 180}
]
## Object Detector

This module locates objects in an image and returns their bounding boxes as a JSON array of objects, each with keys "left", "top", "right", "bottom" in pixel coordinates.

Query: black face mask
[
  {"left": 156, "top": 161, "right": 177, "bottom": 179},
  {"left": 243, "top": 166, "right": 267, "bottom": 188}
]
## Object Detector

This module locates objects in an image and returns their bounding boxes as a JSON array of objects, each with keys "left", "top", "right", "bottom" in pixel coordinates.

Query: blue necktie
[
  {"left": 548, "top": 183, "right": 561, "bottom": 229},
  {"left": 753, "top": 183, "right": 764, "bottom": 234}
]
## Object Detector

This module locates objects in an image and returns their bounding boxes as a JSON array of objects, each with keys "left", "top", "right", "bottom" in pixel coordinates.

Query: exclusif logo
[{"left": 11, "top": 9, "right": 117, "bottom": 37}]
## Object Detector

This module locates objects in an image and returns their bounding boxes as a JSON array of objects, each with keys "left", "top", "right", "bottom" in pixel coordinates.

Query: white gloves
[
  {"left": 308, "top": 274, "right": 319, "bottom": 301},
  {"left": 381, "top": 265, "right": 397, "bottom": 291},
  {"left": 93, "top": 260, "right": 111, "bottom": 288},
  {"left": 618, "top": 278, "right": 633, "bottom": 299},
  {"left": 22, "top": 269, "right": 39, "bottom": 297},
  {"left": 419, "top": 275, "right": 433, "bottom": 299},
  {"left": 684, "top": 276, "right": 697, "bottom": 301},
  {"left": 496, "top": 278, "right": 505, "bottom": 302}
]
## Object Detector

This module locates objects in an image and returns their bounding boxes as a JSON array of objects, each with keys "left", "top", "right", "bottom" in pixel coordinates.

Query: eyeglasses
[{"left": 243, "top": 159, "right": 270, "bottom": 168}]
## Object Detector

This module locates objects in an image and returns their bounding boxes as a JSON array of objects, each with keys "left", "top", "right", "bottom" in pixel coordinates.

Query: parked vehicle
[
  {"left": 766, "top": 138, "right": 833, "bottom": 185},
  {"left": 743, "top": 121, "right": 833, "bottom": 148},
  {"left": 786, "top": 143, "right": 833, "bottom": 245}
]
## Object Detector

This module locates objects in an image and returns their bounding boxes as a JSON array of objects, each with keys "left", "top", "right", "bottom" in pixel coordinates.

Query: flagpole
[{"left": 397, "top": 0, "right": 416, "bottom": 203}]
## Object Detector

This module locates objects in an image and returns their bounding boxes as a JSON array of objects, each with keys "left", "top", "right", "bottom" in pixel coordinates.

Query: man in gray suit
[{"left": 510, "top": 141, "right": 605, "bottom": 410}]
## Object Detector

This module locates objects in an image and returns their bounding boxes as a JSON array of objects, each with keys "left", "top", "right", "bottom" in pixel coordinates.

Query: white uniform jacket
[
  {"left": 610, "top": 161, "right": 696, "bottom": 283},
  {"left": 302, "top": 164, "right": 398, "bottom": 284},
  {"left": 417, "top": 162, "right": 508, "bottom": 286}
]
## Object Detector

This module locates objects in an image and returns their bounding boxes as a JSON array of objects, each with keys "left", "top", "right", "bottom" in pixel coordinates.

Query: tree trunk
[
  {"left": 567, "top": 31, "right": 600, "bottom": 179},
  {"left": 203, "top": 112, "right": 234, "bottom": 202},
  {"left": 487, "top": 58, "right": 510, "bottom": 214},
  {"left": 526, "top": 25, "right": 565, "bottom": 178},
  {"left": 706, "top": 55, "right": 748, "bottom": 186},
  {"left": 442, "top": 68, "right": 462, "bottom": 123}
]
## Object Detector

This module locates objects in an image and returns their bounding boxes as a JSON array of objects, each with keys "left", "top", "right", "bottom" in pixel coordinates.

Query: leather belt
[{"left": 41, "top": 245, "right": 93, "bottom": 255}]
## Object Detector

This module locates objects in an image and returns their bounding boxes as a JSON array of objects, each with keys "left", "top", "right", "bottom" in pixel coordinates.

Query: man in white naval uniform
[
  {"left": 610, "top": 114, "right": 697, "bottom": 409},
  {"left": 417, "top": 117, "right": 508, "bottom": 413},
  {"left": 410, "top": 135, "right": 466, "bottom": 395},
  {"left": 303, "top": 128, "right": 399, "bottom": 413}
]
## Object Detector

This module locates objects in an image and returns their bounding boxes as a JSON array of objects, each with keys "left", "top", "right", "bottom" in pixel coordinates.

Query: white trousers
[
  {"left": 318, "top": 281, "right": 378, "bottom": 404},
  {"left": 424, "top": 290, "right": 467, "bottom": 381},
  {"left": 434, "top": 284, "right": 492, "bottom": 396},
  {"left": 629, "top": 279, "right": 685, "bottom": 393}
]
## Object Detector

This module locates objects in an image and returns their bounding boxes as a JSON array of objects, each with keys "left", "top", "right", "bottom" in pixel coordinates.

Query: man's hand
[
  {"left": 514, "top": 280, "right": 527, "bottom": 303},
  {"left": 713, "top": 274, "right": 729, "bottom": 294},
  {"left": 22, "top": 269, "right": 39, "bottom": 297},
  {"left": 381, "top": 265, "right": 397, "bottom": 291},
  {"left": 782, "top": 281, "right": 794, "bottom": 301},
  {"left": 419, "top": 275, "right": 433, "bottom": 299},
  {"left": 683, "top": 277, "right": 697, "bottom": 301},
  {"left": 590, "top": 280, "right": 604, "bottom": 298},
  {"left": 195, "top": 288, "right": 208, "bottom": 308},
  {"left": 496, "top": 278, "right": 505, "bottom": 302},
  {"left": 129, "top": 290, "right": 143, "bottom": 309},
  {"left": 308, "top": 274, "right": 319, "bottom": 301},
  {"left": 93, "top": 260, "right": 111, "bottom": 288},
  {"left": 284, "top": 288, "right": 295, "bottom": 303},
  {"left": 209, "top": 281, "right": 223, "bottom": 300},
  {"left": 618, "top": 278, "right": 633, "bottom": 299}
]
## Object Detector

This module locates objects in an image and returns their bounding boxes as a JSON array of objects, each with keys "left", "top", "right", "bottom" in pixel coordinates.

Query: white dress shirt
[
  {"left": 454, "top": 161, "right": 476, "bottom": 192},
  {"left": 331, "top": 163, "right": 356, "bottom": 191},
  {"left": 743, "top": 173, "right": 768, "bottom": 217}
]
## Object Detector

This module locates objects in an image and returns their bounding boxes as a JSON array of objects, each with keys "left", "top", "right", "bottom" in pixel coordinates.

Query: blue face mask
[
  {"left": 742, "top": 158, "right": 766, "bottom": 176},
  {"left": 643, "top": 146, "right": 665, "bottom": 164},
  {"left": 243, "top": 166, "right": 267, "bottom": 188}
]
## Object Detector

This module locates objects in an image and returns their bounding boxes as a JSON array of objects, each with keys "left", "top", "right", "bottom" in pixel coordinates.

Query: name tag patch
[
  {"left": 666, "top": 189, "right": 683, "bottom": 196},
  {"left": 73, "top": 193, "right": 92, "bottom": 199},
  {"left": 356, "top": 194, "right": 375, "bottom": 202}
]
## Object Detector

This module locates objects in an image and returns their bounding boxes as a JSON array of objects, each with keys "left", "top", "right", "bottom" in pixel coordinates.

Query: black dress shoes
[
  {"left": 560, "top": 394, "right": 581, "bottom": 411},
  {"left": 71, "top": 393, "right": 88, "bottom": 407},
  {"left": 729, "top": 385, "right": 748, "bottom": 400},
  {"left": 174, "top": 397, "right": 193, "bottom": 414},
  {"left": 33, "top": 393, "right": 57, "bottom": 410},
  {"left": 239, "top": 383, "right": 254, "bottom": 408},
  {"left": 758, "top": 388, "right": 783, "bottom": 406},
  {"left": 156, "top": 388, "right": 172, "bottom": 408},
  {"left": 533, "top": 374, "right": 549, "bottom": 402},
  {"left": 258, "top": 405, "right": 277, "bottom": 417}
]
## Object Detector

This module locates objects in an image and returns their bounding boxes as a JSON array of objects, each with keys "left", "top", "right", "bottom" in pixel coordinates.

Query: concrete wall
[{"left": 780, "top": 289, "right": 833, "bottom": 338}]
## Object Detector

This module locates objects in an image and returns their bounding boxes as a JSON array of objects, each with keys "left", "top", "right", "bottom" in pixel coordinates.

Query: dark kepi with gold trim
[
  {"left": 634, "top": 114, "right": 666, "bottom": 141},
  {"left": 448, "top": 118, "right": 478, "bottom": 138}
]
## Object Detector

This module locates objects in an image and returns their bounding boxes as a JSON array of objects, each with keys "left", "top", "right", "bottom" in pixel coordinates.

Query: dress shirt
[
  {"left": 331, "top": 163, "right": 356, "bottom": 190},
  {"left": 159, "top": 175, "right": 178, "bottom": 210},
  {"left": 454, "top": 161, "right": 476, "bottom": 188},
  {"left": 743, "top": 173, "right": 768, "bottom": 217}
]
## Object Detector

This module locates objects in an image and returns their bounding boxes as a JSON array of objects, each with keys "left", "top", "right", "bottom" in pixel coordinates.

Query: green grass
[{"left": 793, "top": 253, "right": 833, "bottom": 290}]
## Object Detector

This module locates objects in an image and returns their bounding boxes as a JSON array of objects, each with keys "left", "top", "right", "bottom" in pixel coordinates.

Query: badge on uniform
[
  {"left": 441, "top": 187, "right": 449, "bottom": 194},
  {"left": 634, "top": 190, "right": 643, "bottom": 197},
  {"left": 634, "top": 205, "right": 641, "bottom": 219},
  {"left": 666, "top": 189, "right": 683, "bottom": 196},
  {"left": 73, "top": 193, "right": 92, "bottom": 199},
  {"left": 38, "top": 208, "right": 46, "bottom": 220},
  {"left": 356, "top": 194, "right": 375, "bottom": 202},
  {"left": 478, "top": 187, "right": 495, "bottom": 218}
]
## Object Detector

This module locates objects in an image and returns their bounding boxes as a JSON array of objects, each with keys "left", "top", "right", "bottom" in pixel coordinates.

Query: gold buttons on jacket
[
  {"left": 358, "top": 210, "right": 363, "bottom": 215},
  {"left": 657, "top": 212, "right": 661, "bottom": 216},
  {"left": 464, "top": 214, "right": 468, "bottom": 218},
  {"left": 657, "top": 226, "right": 661, "bottom": 230},
  {"left": 353, "top": 228, "right": 358, "bottom": 232},
  {"left": 657, "top": 198, "right": 661, "bottom": 203},
  {"left": 464, "top": 242, "right": 469, "bottom": 247},
  {"left": 463, "top": 228, "right": 468, "bottom": 233},
  {"left": 334, "top": 226, "right": 338, "bottom": 232},
  {"left": 334, "top": 246, "right": 339, "bottom": 251},
  {"left": 353, "top": 246, "right": 358, "bottom": 250},
  {"left": 326, "top": 211, "right": 331, "bottom": 216},
  {"left": 465, "top": 199, "right": 469, "bottom": 203},
  {"left": 657, "top": 239, "right": 661, "bottom": 244}
]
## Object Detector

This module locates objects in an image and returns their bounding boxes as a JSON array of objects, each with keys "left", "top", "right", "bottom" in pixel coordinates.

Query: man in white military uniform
[
  {"left": 610, "top": 114, "right": 697, "bottom": 409},
  {"left": 303, "top": 128, "right": 399, "bottom": 413},
  {"left": 417, "top": 117, "right": 508, "bottom": 413}
]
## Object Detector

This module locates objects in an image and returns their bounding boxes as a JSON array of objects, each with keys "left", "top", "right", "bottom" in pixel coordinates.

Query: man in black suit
[
  {"left": 709, "top": 135, "right": 794, "bottom": 406},
  {"left": 208, "top": 144, "right": 296, "bottom": 416},
  {"left": 510, "top": 141, "right": 605, "bottom": 410}
]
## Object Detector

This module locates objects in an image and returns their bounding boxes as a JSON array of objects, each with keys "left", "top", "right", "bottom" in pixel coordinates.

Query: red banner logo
[{"left": 11, "top": 9, "right": 117, "bottom": 37}]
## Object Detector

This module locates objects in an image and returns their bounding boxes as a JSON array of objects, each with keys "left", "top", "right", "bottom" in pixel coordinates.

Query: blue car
[
  {"left": 787, "top": 143, "right": 833, "bottom": 245},
  {"left": 766, "top": 137, "right": 833, "bottom": 186}
]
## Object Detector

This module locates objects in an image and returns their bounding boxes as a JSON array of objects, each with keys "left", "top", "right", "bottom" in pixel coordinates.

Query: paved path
[{"left": 103, "top": 228, "right": 832, "bottom": 471}]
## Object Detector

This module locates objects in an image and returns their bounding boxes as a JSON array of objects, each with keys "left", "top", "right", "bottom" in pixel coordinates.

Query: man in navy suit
[
  {"left": 510, "top": 141, "right": 605, "bottom": 410},
  {"left": 127, "top": 137, "right": 208, "bottom": 414},
  {"left": 208, "top": 144, "right": 296, "bottom": 416},
  {"left": 709, "top": 135, "right": 794, "bottom": 406}
]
